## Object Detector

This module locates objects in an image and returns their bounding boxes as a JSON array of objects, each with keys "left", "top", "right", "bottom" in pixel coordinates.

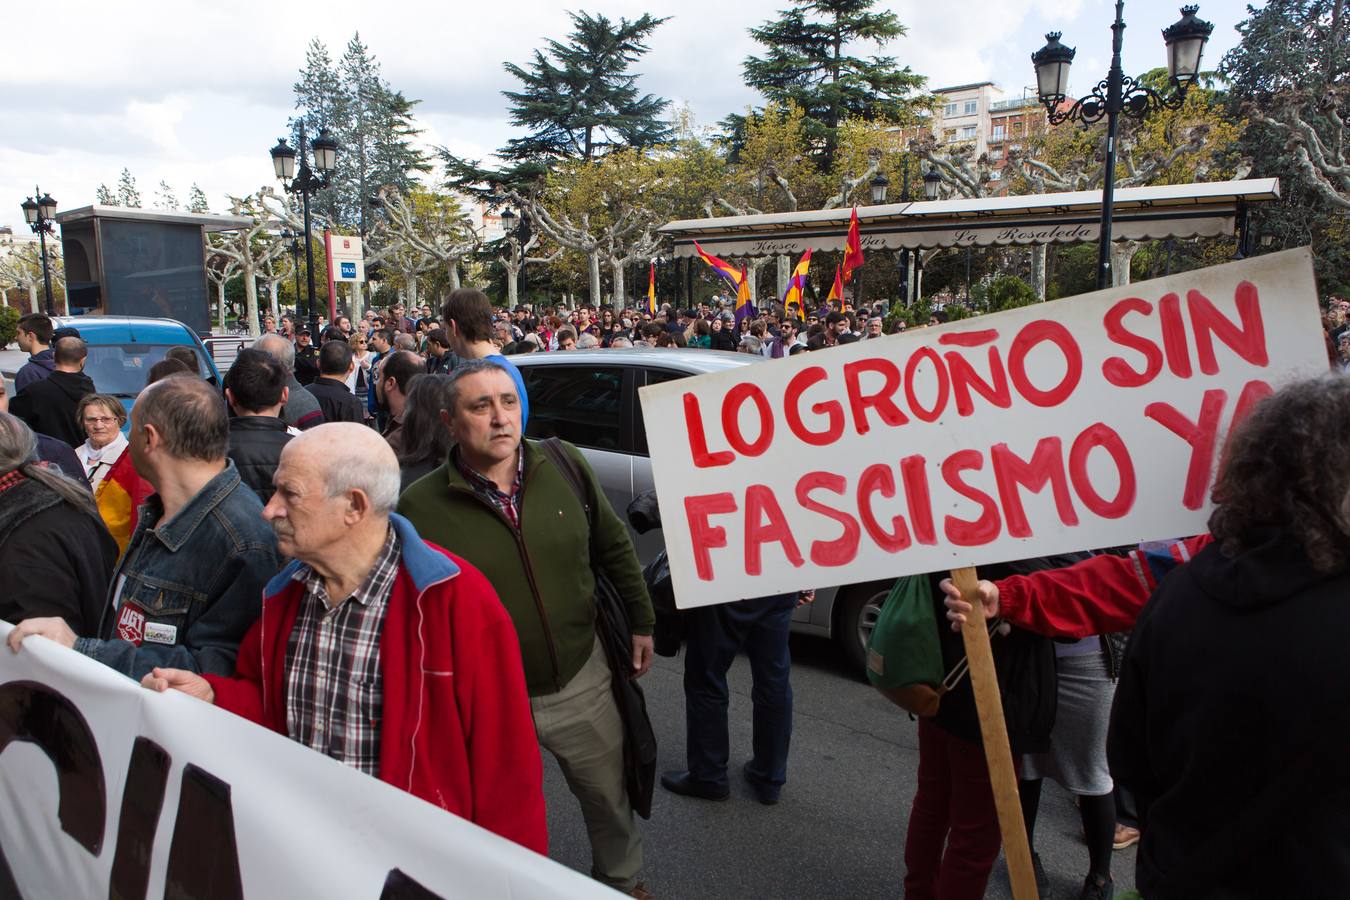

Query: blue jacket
[
  {"left": 14, "top": 349, "right": 55, "bottom": 393},
  {"left": 74, "top": 461, "right": 279, "bottom": 679}
]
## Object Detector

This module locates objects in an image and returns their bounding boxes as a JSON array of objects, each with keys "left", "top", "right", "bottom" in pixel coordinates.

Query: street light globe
[
  {"left": 923, "top": 167, "right": 943, "bottom": 201},
  {"left": 38, "top": 193, "right": 57, "bottom": 222},
  {"left": 311, "top": 129, "right": 339, "bottom": 172},
  {"left": 270, "top": 137, "right": 297, "bottom": 181},
  {"left": 1031, "top": 32, "right": 1076, "bottom": 104},
  {"left": 1162, "top": 5, "right": 1214, "bottom": 88},
  {"left": 500, "top": 208, "right": 518, "bottom": 231},
  {"left": 870, "top": 173, "right": 889, "bottom": 205},
  {"left": 21, "top": 196, "right": 39, "bottom": 226}
]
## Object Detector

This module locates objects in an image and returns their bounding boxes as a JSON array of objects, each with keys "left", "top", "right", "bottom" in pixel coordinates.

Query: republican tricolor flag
[
  {"left": 647, "top": 261, "right": 657, "bottom": 315},
  {"left": 780, "top": 248, "right": 813, "bottom": 313},
  {"left": 694, "top": 241, "right": 745, "bottom": 293},
  {"left": 733, "top": 265, "right": 755, "bottom": 327}
]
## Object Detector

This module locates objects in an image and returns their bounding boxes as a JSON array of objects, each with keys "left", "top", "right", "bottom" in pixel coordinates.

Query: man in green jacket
[{"left": 399, "top": 358, "right": 656, "bottom": 899}]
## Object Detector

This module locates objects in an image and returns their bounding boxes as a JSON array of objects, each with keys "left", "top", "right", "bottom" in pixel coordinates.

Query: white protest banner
[
  {"left": 0, "top": 622, "right": 612, "bottom": 899},
  {"left": 640, "top": 248, "right": 1327, "bottom": 609}
]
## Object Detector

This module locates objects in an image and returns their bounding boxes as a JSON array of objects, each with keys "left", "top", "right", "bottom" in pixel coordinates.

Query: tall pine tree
[
  {"left": 501, "top": 11, "right": 672, "bottom": 162},
  {"left": 291, "top": 35, "right": 428, "bottom": 234},
  {"left": 116, "top": 169, "right": 142, "bottom": 208},
  {"left": 737, "top": 0, "right": 929, "bottom": 167}
]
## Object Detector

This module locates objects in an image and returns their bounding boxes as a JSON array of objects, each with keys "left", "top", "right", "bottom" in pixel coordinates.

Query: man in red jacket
[{"left": 141, "top": 423, "right": 547, "bottom": 854}]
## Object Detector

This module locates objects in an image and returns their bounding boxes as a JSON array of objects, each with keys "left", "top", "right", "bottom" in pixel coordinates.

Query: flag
[
  {"left": 841, "top": 207, "right": 865, "bottom": 284},
  {"left": 825, "top": 264, "right": 844, "bottom": 305},
  {"left": 96, "top": 451, "right": 154, "bottom": 556},
  {"left": 780, "top": 248, "right": 813, "bottom": 312},
  {"left": 694, "top": 241, "right": 745, "bottom": 292},
  {"left": 647, "top": 261, "right": 657, "bottom": 315},
  {"left": 734, "top": 265, "right": 755, "bottom": 327}
]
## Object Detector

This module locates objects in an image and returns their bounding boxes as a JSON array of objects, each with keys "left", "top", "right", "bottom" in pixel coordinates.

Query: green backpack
[{"left": 866, "top": 575, "right": 987, "bottom": 717}]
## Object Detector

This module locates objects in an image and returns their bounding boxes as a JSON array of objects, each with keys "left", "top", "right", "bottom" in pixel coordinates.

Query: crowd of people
[{"left": 1, "top": 285, "right": 1349, "bottom": 900}]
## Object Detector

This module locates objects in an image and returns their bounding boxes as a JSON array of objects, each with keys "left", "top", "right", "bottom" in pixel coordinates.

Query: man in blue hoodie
[{"left": 14, "top": 314, "right": 55, "bottom": 393}]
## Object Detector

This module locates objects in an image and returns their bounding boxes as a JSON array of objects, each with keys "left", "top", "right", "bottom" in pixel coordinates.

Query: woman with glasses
[{"left": 74, "top": 394, "right": 128, "bottom": 491}]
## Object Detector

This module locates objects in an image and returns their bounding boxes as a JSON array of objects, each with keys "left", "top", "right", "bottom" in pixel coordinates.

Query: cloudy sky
[{"left": 1, "top": 0, "right": 1248, "bottom": 230}]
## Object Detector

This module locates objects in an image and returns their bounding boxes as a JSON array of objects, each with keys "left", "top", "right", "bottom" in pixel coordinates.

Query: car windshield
[{"left": 83, "top": 343, "right": 206, "bottom": 396}]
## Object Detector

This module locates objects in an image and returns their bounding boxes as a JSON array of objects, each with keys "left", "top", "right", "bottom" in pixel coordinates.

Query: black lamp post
[
  {"left": 20, "top": 188, "right": 58, "bottom": 316},
  {"left": 1032, "top": 3, "right": 1213, "bottom": 289},
  {"left": 270, "top": 121, "right": 339, "bottom": 340},
  {"left": 869, "top": 173, "right": 889, "bottom": 205},
  {"left": 280, "top": 229, "right": 305, "bottom": 318}
]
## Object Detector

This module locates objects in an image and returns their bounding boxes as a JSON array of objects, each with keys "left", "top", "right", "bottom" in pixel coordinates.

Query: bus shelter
[{"left": 656, "top": 178, "right": 1280, "bottom": 303}]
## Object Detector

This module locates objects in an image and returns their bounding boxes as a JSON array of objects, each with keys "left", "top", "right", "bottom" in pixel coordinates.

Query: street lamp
[
  {"left": 869, "top": 174, "right": 889, "bottom": 205},
  {"left": 20, "top": 187, "right": 58, "bottom": 316},
  {"left": 923, "top": 166, "right": 943, "bottom": 201},
  {"left": 1032, "top": 3, "right": 1213, "bottom": 288},
  {"left": 269, "top": 122, "right": 339, "bottom": 339}
]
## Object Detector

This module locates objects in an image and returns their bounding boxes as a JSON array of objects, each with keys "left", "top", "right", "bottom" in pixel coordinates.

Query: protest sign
[
  {"left": 640, "top": 248, "right": 1327, "bottom": 609},
  {"left": 0, "top": 622, "right": 610, "bottom": 900}
]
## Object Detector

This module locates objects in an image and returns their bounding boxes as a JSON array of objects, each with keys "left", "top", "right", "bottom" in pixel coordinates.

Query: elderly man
[
  {"left": 142, "top": 423, "right": 547, "bottom": 853},
  {"left": 399, "top": 360, "right": 654, "bottom": 898},
  {"left": 256, "top": 333, "right": 324, "bottom": 431},
  {"left": 8, "top": 376, "right": 278, "bottom": 679}
]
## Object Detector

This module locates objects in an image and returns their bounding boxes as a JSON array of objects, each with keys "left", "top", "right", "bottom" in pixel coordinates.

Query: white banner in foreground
[
  {"left": 0, "top": 622, "right": 612, "bottom": 899},
  {"left": 640, "top": 249, "right": 1328, "bottom": 609}
]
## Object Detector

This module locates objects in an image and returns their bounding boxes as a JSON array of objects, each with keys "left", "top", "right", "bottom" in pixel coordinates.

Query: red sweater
[
  {"left": 203, "top": 518, "right": 548, "bottom": 854},
  {"left": 996, "top": 534, "right": 1214, "bottom": 638}
]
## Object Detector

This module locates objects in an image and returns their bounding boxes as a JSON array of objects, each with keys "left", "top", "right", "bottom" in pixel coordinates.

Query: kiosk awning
[{"left": 658, "top": 179, "right": 1280, "bottom": 259}]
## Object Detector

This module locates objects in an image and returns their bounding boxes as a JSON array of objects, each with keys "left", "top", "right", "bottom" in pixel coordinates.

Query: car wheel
[{"left": 835, "top": 581, "right": 892, "bottom": 674}]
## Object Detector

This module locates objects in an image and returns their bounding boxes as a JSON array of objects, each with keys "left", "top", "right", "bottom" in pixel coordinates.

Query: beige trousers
[{"left": 531, "top": 637, "right": 643, "bottom": 890}]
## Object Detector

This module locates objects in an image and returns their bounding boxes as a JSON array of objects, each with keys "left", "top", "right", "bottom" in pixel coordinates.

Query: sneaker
[
  {"left": 1078, "top": 874, "right": 1113, "bottom": 900},
  {"left": 1112, "top": 824, "right": 1140, "bottom": 850},
  {"left": 1031, "top": 851, "right": 1052, "bottom": 899}
]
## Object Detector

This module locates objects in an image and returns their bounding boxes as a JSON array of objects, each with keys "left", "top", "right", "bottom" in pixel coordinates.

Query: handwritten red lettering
[
  {"left": 903, "top": 347, "right": 950, "bottom": 423},
  {"left": 857, "top": 463, "right": 912, "bottom": 552},
  {"left": 1158, "top": 293, "right": 1193, "bottom": 378},
  {"left": 1145, "top": 390, "right": 1227, "bottom": 510},
  {"left": 901, "top": 455, "right": 938, "bottom": 545},
  {"left": 1187, "top": 282, "right": 1269, "bottom": 376},
  {"left": 941, "top": 450, "right": 1001, "bottom": 546},
  {"left": 744, "top": 485, "right": 805, "bottom": 575},
  {"left": 991, "top": 438, "right": 1078, "bottom": 538},
  {"left": 721, "top": 383, "right": 774, "bottom": 457},
  {"left": 685, "top": 493, "right": 737, "bottom": 580},
  {"left": 843, "top": 358, "right": 908, "bottom": 434},
  {"left": 945, "top": 347, "right": 1012, "bottom": 416},
  {"left": 784, "top": 366, "right": 845, "bottom": 446},
  {"left": 683, "top": 393, "right": 734, "bottom": 469},
  {"left": 1068, "top": 423, "right": 1137, "bottom": 519},
  {"left": 1008, "top": 320, "right": 1083, "bottom": 407},
  {"left": 796, "top": 472, "right": 862, "bottom": 566},
  {"left": 1102, "top": 297, "right": 1163, "bottom": 388}
]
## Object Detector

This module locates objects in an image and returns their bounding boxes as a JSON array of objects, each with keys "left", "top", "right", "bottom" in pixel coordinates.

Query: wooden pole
[{"left": 950, "top": 566, "right": 1039, "bottom": 900}]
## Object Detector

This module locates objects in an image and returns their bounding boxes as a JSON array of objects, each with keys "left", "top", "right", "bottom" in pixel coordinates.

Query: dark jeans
[{"left": 683, "top": 593, "right": 796, "bottom": 792}]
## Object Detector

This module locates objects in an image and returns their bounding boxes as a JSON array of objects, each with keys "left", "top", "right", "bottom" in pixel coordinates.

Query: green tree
[
  {"left": 95, "top": 183, "right": 117, "bottom": 206},
  {"left": 500, "top": 11, "right": 671, "bottom": 163},
  {"left": 0, "top": 305, "right": 19, "bottom": 346},
  {"left": 976, "top": 275, "right": 1038, "bottom": 312},
  {"left": 291, "top": 35, "right": 428, "bottom": 232},
  {"left": 116, "top": 169, "right": 141, "bottom": 208},
  {"left": 1221, "top": 0, "right": 1349, "bottom": 296},
  {"left": 737, "top": 0, "right": 929, "bottom": 167},
  {"left": 187, "top": 183, "right": 210, "bottom": 213}
]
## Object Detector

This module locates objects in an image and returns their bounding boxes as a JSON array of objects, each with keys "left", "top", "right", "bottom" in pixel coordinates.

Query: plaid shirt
[
  {"left": 454, "top": 445, "right": 525, "bottom": 530},
  {"left": 283, "top": 527, "right": 401, "bottom": 776}
]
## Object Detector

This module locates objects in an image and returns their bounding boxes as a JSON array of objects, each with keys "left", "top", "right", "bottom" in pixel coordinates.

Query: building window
[
  {"left": 992, "top": 124, "right": 1005, "bottom": 140},
  {"left": 945, "top": 129, "right": 957, "bottom": 143},
  {"left": 988, "top": 169, "right": 1002, "bottom": 181},
  {"left": 960, "top": 125, "right": 976, "bottom": 140},
  {"left": 943, "top": 102, "right": 959, "bottom": 117},
  {"left": 989, "top": 147, "right": 1003, "bottom": 160},
  {"left": 963, "top": 100, "right": 978, "bottom": 115}
]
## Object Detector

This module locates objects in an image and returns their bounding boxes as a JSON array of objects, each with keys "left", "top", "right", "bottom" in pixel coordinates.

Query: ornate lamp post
[
  {"left": 20, "top": 189, "right": 58, "bottom": 315},
  {"left": 1032, "top": 3, "right": 1213, "bottom": 289},
  {"left": 269, "top": 122, "right": 339, "bottom": 339}
]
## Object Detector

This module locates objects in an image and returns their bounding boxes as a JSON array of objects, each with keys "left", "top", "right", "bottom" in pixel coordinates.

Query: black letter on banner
[
  {"left": 380, "top": 869, "right": 447, "bottom": 900},
  {"left": 163, "top": 765, "right": 243, "bottom": 900},
  {"left": 108, "top": 737, "right": 171, "bottom": 900},
  {"left": 0, "top": 679, "right": 107, "bottom": 854}
]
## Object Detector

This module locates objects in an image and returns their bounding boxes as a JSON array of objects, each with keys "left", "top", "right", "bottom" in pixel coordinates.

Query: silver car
[{"left": 513, "top": 347, "right": 893, "bottom": 671}]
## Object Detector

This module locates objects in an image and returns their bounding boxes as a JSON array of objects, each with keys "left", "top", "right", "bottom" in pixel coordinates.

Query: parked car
[
  {"left": 52, "top": 316, "right": 220, "bottom": 427},
  {"left": 513, "top": 348, "right": 893, "bottom": 671}
]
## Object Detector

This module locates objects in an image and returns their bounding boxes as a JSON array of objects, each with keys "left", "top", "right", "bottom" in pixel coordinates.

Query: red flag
[
  {"left": 841, "top": 207, "right": 864, "bottom": 284},
  {"left": 825, "top": 265, "right": 844, "bottom": 304},
  {"left": 96, "top": 451, "right": 154, "bottom": 556}
]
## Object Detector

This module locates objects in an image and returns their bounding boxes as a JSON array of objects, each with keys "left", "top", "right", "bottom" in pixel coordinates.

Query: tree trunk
[
  {"left": 268, "top": 282, "right": 280, "bottom": 319},
  {"left": 404, "top": 273, "right": 420, "bottom": 309},
  {"left": 505, "top": 262, "right": 520, "bottom": 307},
  {"left": 1030, "top": 245, "right": 1047, "bottom": 300},
  {"left": 27, "top": 284, "right": 38, "bottom": 314},
  {"left": 588, "top": 252, "right": 602, "bottom": 306},
  {"left": 241, "top": 262, "right": 261, "bottom": 339},
  {"left": 215, "top": 282, "right": 227, "bottom": 331},
  {"left": 1111, "top": 242, "right": 1139, "bottom": 287},
  {"left": 611, "top": 259, "right": 626, "bottom": 305},
  {"left": 777, "top": 255, "right": 790, "bottom": 300},
  {"left": 448, "top": 263, "right": 461, "bottom": 291}
]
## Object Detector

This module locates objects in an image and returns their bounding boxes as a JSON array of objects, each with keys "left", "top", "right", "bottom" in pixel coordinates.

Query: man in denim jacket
[{"left": 8, "top": 376, "right": 278, "bottom": 679}]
